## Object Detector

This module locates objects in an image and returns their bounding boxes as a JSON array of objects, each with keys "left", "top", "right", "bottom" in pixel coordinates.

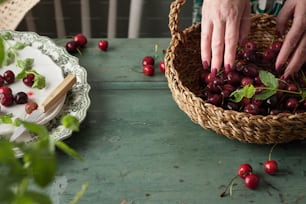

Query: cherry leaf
[
  {"left": 259, "top": 70, "right": 278, "bottom": 89},
  {"left": 255, "top": 89, "right": 277, "bottom": 100},
  {"left": 230, "top": 84, "right": 255, "bottom": 102}
]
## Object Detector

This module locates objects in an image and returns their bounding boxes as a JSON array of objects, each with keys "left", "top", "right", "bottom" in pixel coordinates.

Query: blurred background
[{"left": 16, "top": 0, "right": 194, "bottom": 38}]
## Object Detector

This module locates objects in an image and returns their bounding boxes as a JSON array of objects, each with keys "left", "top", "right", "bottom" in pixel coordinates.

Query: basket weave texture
[
  {"left": 165, "top": 0, "right": 306, "bottom": 144},
  {"left": 0, "top": 0, "right": 40, "bottom": 30}
]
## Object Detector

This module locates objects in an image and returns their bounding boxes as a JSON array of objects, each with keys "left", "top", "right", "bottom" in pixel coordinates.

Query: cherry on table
[
  {"left": 237, "top": 163, "right": 253, "bottom": 179},
  {"left": 98, "top": 40, "right": 109, "bottom": 51},
  {"left": 142, "top": 65, "right": 154, "bottom": 76},
  {"left": 159, "top": 61, "right": 165, "bottom": 73},
  {"left": 0, "top": 75, "right": 5, "bottom": 87},
  {"left": 264, "top": 160, "right": 278, "bottom": 175},
  {"left": 244, "top": 173, "right": 259, "bottom": 189},
  {"left": 65, "top": 41, "right": 79, "bottom": 54},
  {"left": 142, "top": 56, "right": 155, "bottom": 66},
  {"left": 74, "top": 33, "right": 87, "bottom": 47}
]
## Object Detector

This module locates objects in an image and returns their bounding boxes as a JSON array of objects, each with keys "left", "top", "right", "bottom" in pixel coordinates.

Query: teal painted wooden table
[{"left": 50, "top": 38, "right": 306, "bottom": 204}]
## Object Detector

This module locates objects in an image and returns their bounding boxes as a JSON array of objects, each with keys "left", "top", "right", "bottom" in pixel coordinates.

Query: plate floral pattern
[{"left": 0, "top": 30, "right": 91, "bottom": 152}]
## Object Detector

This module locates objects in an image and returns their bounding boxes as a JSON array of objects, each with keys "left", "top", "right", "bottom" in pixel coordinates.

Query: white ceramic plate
[{"left": 0, "top": 30, "right": 91, "bottom": 156}]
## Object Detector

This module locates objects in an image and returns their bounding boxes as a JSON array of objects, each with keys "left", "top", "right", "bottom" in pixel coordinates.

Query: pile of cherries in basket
[{"left": 200, "top": 40, "right": 306, "bottom": 115}]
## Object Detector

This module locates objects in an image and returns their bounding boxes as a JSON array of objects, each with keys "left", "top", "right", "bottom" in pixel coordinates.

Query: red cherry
[
  {"left": 0, "top": 75, "right": 4, "bottom": 87},
  {"left": 159, "top": 61, "right": 165, "bottom": 73},
  {"left": 98, "top": 40, "right": 109, "bottom": 51},
  {"left": 0, "top": 86, "right": 12, "bottom": 95},
  {"left": 65, "top": 41, "right": 79, "bottom": 53},
  {"left": 142, "top": 56, "right": 155, "bottom": 66},
  {"left": 142, "top": 65, "right": 154, "bottom": 76},
  {"left": 264, "top": 160, "right": 278, "bottom": 175},
  {"left": 237, "top": 163, "right": 253, "bottom": 179},
  {"left": 0, "top": 92, "right": 14, "bottom": 106},
  {"left": 73, "top": 33, "right": 87, "bottom": 47},
  {"left": 244, "top": 174, "right": 259, "bottom": 189},
  {"left": 25, "top": 101, "right": 38, "bottom": 114},
  {"left": 270, "top": 41, "right": 282, "bottom": 53},
  {"left": 3, "top": 70, "right": 15, "bottom": 84},
  {"left": 23, "top": 73, "right": 35, "bottom": 87}
]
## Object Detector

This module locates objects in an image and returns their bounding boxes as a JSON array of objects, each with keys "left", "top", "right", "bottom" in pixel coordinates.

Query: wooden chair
[{"left": 24, "top": 0, "right": 143, "bottom": 38}]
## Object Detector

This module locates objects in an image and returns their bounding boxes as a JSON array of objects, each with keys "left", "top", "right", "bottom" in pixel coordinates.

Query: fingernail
[
  {"left": 276, "top": 63, "right": 284, "bottom": 71},
  {"left": 211, "top": 68, "right": 217, "bottom": 78},
  {"left": 202, "top": 60, "right": 209, "bottom": 70},
  {"left": 224, "top": 64, "right": 231, "bottom": 73}
]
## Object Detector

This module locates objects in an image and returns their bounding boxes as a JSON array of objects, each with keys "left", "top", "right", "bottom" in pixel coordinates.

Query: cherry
[
  {"left": 0, "top": 86, "right": 12, "bottom": 95},
  {"left": 241, "top": 77, "right": 253, "bottom": 86},
  {"left": 244, "top": 41, "right": 256, "bottom": 53},
  {"left": 207, "top": 93, "right": 222, "bottom": 106},
  {"left": 65, "top": 41, "right": 79, "bottom": 53},
  {"left": 269, "top": 41, "right": 282, "bottom": 53},
  {"left": 264, "top": 144, "right": 279, "bottom": 175},
  {"left": 98, "top": 40, "right": 109, "bottom": 51},
  {"left": 23, "top": 73, "right": 35, "bottom": 87},
  {"left": 244, "top": 174, "right": 259, "bottom": 189},
  {"left": 159, "top": 61, "right": 165, "bottom": 73},
  {"left": 25, "top": 101, "right": 38, "bottom": 114},
  {"left": 142, "top": 56, "right": 155, "bottom": 66},
  {"left": 0, "top": 91, "right": 14, "bottom": 107},
  {"left": 3, "top": 70, "right": 15, "bottom": 84},
  {"left": 142, "top": 65, "right": 154, "bottom": 76},
  {"left": 226, "top": 71, "right": 241, "bottom": 86},
  {"left": 14, "top": 92, "right": 28, "bottom": 104},
  {"left": 74, "top": 33, "right": 87, "bottom": 47},
  {"left": 237, "top": 163, "right": 253, "bottom": 179},
  {"left": 0, "top": 75, "right": 4, "bottom": 87},
  {"left": 264, "top": 160, "right": 278, "bottom": 175},
  {"left": 285, "top": 97, "right": 299, "bottom": 111}
]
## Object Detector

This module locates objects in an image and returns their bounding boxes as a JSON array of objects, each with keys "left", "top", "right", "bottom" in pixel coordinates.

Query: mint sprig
[
  {"left": 230, "top": 70, "right": 306, "bottom": 102},
  {"left": 0, "top": 114, "right": 85, "bottom": 203}
]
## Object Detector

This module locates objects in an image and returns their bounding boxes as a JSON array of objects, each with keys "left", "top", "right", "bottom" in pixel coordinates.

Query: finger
[
  {"left": 224, "top": 18, "right": 240, "bottom": 69},
  {"left": 276, "top": 1, "right": 295, "bottom": 35},
  {"left": 275, "top": 14, "right": 306, "bottom": 70},
  {"left": 283, "top": 32, "right": 306, "bottom": 78},
  {"left": 239, "top": 1, "right": 251, "bottom": 45},
  {"left": 201, "top": 18, "right": 213, "bottom": 70},
  {"left": 211, "top": 20, "right": 225, "bottom": 71}
]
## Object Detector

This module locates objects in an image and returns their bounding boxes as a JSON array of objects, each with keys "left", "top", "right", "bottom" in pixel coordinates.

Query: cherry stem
[
  {"left": 268, "top": 143, "right": 278, "bottom": 160},
  {"left": 256, "top": 86, "right": 303, "bottom": 96},
  {"left": 220, "top": 175, "right": 239, "bottom": 197}
]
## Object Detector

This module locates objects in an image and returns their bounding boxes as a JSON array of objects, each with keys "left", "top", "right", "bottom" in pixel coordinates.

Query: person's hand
[
  {"left": 276, "top": 0, "right": 306, "bottom": 79},
  {"left": 201, "top": 0, "right": 251, "bottom": 74}
]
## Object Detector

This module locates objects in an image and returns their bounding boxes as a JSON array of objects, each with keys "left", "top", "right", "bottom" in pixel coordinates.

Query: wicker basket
[{"left": 165, "top": 0, "right": 306, "bottom": 144}]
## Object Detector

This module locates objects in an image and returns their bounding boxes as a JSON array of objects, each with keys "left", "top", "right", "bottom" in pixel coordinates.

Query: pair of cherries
[{"left": 221, "top": 144, "right": 278, "bottom": 197}]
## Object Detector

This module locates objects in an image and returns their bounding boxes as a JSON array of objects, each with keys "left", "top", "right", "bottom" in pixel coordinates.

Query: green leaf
[
  {"left": 0, "top": 36, "right": 4, "bottom": 67},
  {"left": 16, "top": 69, "right": 27, "bottom": 80},
  {"left": 61, "top": 115, "right": 80, "bottom": 132},
  {"left": 56, "top": 140, "right": 83, "bottom": 160},
  {"left": 1, "top": 32, "right": 12, "bottom": 40},
  {"left": 255, "top": 89, "right": 277, "bottom": 100},
  {"left": 21, "top": 121, "right": 49, "bottom": 138},
  {"left": 13, "top": 42, "right": 27, "bottom": 50},
  {"left": 30, "top": 148, "right": 57, "bottom": 187},
  {"left": 3, "top": 49, "right": 15, "bottom": 66},
  {"left": 230, "top": 84, "right": 255, "bottom": 102},
  {"left": 32, "top": 74, "right": 46, "bottom": 89},
  {"left": 259, "top": 70, "right": 278, "bottom": 89},
  {"left": 24, "top": 191, "right": 52, "bottom": 204},
  {"left": 0, "top": 113, "right": 13, "bottom": 124},
  {"left": 16, "top": 58, "right": 34, "bottom": 70}
]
